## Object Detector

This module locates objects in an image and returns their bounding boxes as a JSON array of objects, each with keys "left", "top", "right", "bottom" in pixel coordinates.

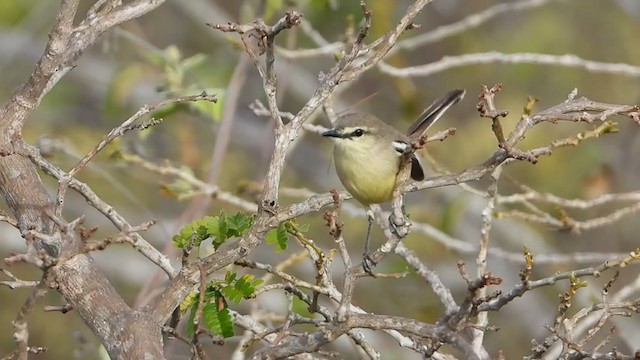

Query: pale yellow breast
[{"left": 333, "top": 140, "right": 401, "bottom": 205}]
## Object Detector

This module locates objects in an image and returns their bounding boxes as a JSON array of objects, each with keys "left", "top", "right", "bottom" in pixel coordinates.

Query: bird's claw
[
  {"left": 389, "top": 214, "right": 410, "bottom": 238},
  {"left": 362, "top": 253, "right": 377, "bottom": 276}
]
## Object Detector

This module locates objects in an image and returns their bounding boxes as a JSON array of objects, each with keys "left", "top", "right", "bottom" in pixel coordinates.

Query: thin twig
[
  {"left": 379, "top": 52, "right": 640, "bottom": 78},
  {"left": 472, "top": 165, "right": 502, "bottom": 352},
  {"left": 22, "top": 144, "right": 177, "bottom": 277},
  {"left": 54, "top": 93, "right": 217, "bottom": 218},
  {"left": 390, "top": 0, "right": 554, "bottom": 53}
]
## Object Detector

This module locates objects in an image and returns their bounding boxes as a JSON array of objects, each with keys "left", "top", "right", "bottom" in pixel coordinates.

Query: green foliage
[
  {"left": 265, "top": 220, "right": 311, "bottom": 252},
  {"left": 160, "top": 166, "right": 197, "bottom": 197},
  {"left": 202, "top": 296, "right": 235, "bottom": 338},
  {"left": 152, "top": 45, "right": 225, "bottom": 122},
  {"left": 223, "top": 212, "right": 254, "bottom": 238},
  {"left": 218, "top": 272, "right": 264, "bottom": 304},
  {"left": 179, "top": 290, "right": 199, "bottom": 314},
  {"left": 292, "top": 296, "right": 313, "bottom": 318},
  {"left": 185, "top": 289, "right": 234, "bottom": 338},
  {"left": 182, "top": 272, "right": 264, "bottom": 338},
  {"left": 107, "top": 44, "right": 224, "bottom": 127},
  {"left": 172, "top": 211, "right": 254, "bottom": 250},
  {"left": 172, "top": 216, "right": 212, "bottom": 249},
  {"left": 266, "top": 221, "right": 289, "bottom": 252}
]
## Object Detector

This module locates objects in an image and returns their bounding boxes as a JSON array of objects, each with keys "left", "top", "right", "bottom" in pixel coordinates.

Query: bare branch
[
  {"left": 478, "top": 249, "right": 640, "bottom": 313},
  {"left": 390, "top": 0, "right": 554, "bottom": 52},
  {"left": 0, "top": 269, "right": 39, "bottom": 289},
  {"left": 54, "top": 92, "right": 217, "bottom": 218},
  {"left": 394, "top": 244, "right": 458, "bottom": 315},
  {"left": 379, "top": 52, "right": 640, "bottom": 78},
  {"left": 119, "top": 153, "right": 257, "bottom": 212},
  {"left": 472, "top": 165, "right": 503, "bottom": 352},
  {"left": 9, "top": 281, "right": 49, "bottom": 360},
  {"left": 21, "top": 141, "right": 177, "bottom": 277}
]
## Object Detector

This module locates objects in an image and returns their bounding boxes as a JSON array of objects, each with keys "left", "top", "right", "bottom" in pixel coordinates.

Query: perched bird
[{"left": 323, "top": 89, "right": 466, "bottom": 272}]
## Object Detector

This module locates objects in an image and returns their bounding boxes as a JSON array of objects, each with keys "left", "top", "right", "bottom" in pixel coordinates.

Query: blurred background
[{"left": 1, "top": 0, "right": 640, "bottom": 358}]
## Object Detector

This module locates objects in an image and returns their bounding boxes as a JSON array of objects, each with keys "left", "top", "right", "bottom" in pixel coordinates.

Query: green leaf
[
  {"left": 225, "top": 271, "right": 237, "bottom": 284},
  {"left": 266, "top": 222, "right": 288, "bottom": 252},
  {"left": 180, "top": 291, "right": 198, "bottom": 315},
  {"left": 162, "top": 178, "right": 195, "bottom": 197},
  {"left": 202, "top": 294, "right": 234, "bottom": 338},
  {"left": 186, "top": 301, "right": 197, "bottom": 337},
  {"left": 164, "top": 45, "right": 183, "bottom": 63},
  {"left": 186, "top": 289, "right": 223, "bottom": 337},
  {"left": 173, "top": 212, "right": 253, "bottom": 251},
  {"left": 183, "top": 272, "right": 264, "bottom": 339},
  {"left": 296, "top": 222, "right": 310, "bottom": 233},
  {"left": 172, "top": 215, "right": 217, "bottom": 249},
  {"left": 221, "top": 284, "right": 244, "bottom": 304},
  {"left": 221, "top": 273, "right": 263, "bottom": 304},
  {"left": 203, "top": 216, "right": 227, "bottom": 250},
  {"left": 226, "top": 212, "right": 254, "bottom": 237}
]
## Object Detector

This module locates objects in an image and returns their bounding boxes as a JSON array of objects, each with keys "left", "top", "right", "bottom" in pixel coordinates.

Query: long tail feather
[{"left": 406, "top": 89, "right": 466, "bottom": 137}]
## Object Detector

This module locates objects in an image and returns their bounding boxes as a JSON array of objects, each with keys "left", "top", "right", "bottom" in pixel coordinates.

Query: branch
[
  {"left": 0, "top": 2, "right": 177, "bottom": 357},
  {"left": 0, "top": 269, "right": 40, "bottom": 289},
  {"left": 390, "top": 0, "right": 554, "bottom": 53},
  {"left": 477, "top": 249, "right": 640, "bottom": 313},
  {"left": 379, "top": 52, "right": 640, "bottom": 78},
  {"left": 394, "top": 244, "right": 458, "bottom": 315},
  {"left": 153, "top": 0, "right": 440, "bottom": 322},
  {"left": 119, "top": 153, "right": 257, "bottom": 213},
  {"left": 340, "top": 0, "right": 435, "bottom": 82},
  {"left": 256, "top": 313, "right": 483, "bottom": 360},
  {"left": 4, "top": 280, "right": 49, "bottom": 360},
  {"left": 22, "top": 143, "right": 177, "bottom": 277},
  {"left": 54, "top": 93, "right": 217, "bottom": 219},
  {"left": 472, "top": 165, "right": 503, "bottom": 352}
]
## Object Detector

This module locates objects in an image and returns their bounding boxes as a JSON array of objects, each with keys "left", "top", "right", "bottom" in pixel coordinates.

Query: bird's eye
[{"left": 353, "top": 128, "right": 365, "bottom": 137}]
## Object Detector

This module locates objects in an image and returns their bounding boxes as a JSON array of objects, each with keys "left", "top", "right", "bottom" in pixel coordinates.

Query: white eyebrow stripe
[{"left": 392, "top": 141, "right": 409, "bottom": 154}]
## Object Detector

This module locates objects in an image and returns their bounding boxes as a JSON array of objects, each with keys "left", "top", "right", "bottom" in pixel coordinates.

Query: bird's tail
[{"left": 406, "top": 89, "right": 466, "bottom": 137}]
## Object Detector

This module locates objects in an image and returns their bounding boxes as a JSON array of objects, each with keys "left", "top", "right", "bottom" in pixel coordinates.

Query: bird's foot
[
  {"left": 389, "top": 213, "right": 411, "bottom": 238},
  {"left": 362, "top": 253, "right": 377, "bottom": 276}
]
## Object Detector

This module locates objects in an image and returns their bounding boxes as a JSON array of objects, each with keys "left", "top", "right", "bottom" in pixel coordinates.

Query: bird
[{"left": 322, "top": 89, "right": 466, "bottom": 272}]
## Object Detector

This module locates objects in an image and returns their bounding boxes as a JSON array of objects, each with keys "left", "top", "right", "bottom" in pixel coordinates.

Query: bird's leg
[{"left": 362, "top": 208, "right": 377, "bottom": 275}]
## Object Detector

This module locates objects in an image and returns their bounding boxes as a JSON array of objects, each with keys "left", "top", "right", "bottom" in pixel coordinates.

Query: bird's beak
[{"left": 322, "top": 129, "right": 341, "bottom": 138}]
